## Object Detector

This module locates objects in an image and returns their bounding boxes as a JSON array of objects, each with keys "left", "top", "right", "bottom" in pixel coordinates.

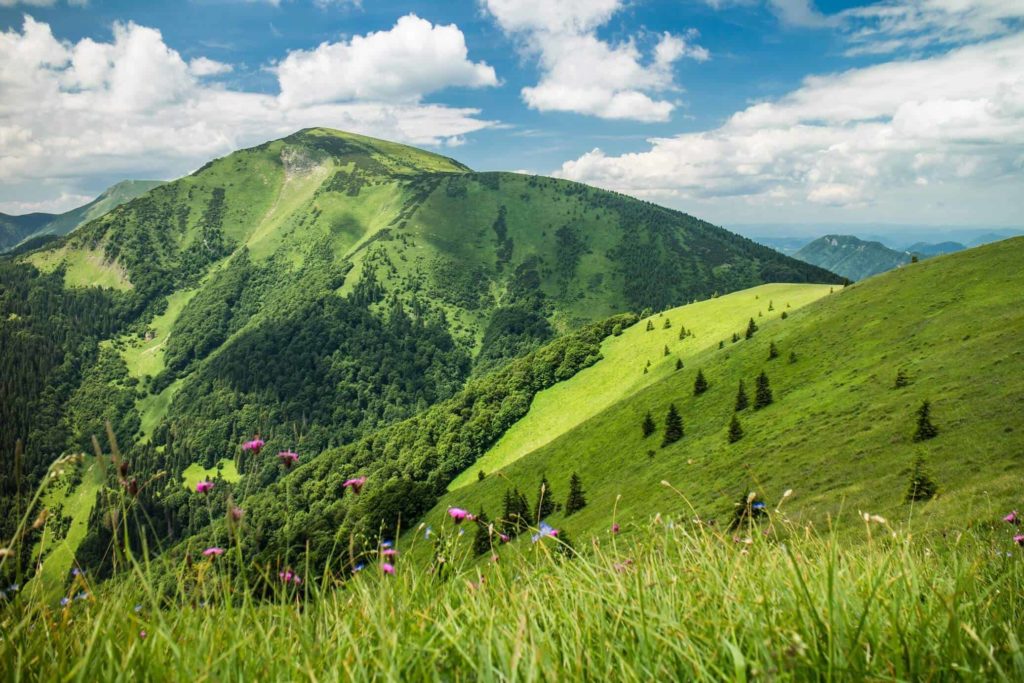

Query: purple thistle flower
[
  {"left": 343, "top": 476, "right": 367, "bottom": 495},
  {"left": 277, "top": 451, "right": 299, "bottom": 468},
  {"left": 203, "top": 547, "right": 224, "bottom": 557},
  {"left": 1015, "top": 534, "right": 1024, "bottom": 547},
  {"left": 381, "top": 562, "right": 395, "bottom": 575},
  {"left": 139, "top": 629, "right": 147, "bottom": 640},
  {"left": 230, "top": 506, "right": 245, "bottom": 522},
  {"left": 196, "top": 480, "right": 214, "bottom": 494},
  {"left": 381, "top": 548, "right": 398, "bottom": 558},
  {"left": 278, "top": 570, "right": 302, "bottom": 585},
  {"left": 241, "top": 438, "right": 265, "bottom": 455},
  {"left": 499, "top": 533, "right": 510, "bottom": 543},
  {"left": 448, "top": 507, "right": 471, "bottom": 523},
  {"left": 1005, "top": 511, "right": 1020, "bottom": 525},
  {"left": 612, "top": 523, "right": 620, "bottom": 535}
]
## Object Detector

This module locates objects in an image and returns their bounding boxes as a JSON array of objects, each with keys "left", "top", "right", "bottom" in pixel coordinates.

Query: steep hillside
[
  {"left": 425, "top": 239, "right": 1024, "bottom": 547},
  {"left": 0, "top": 180, "right": 163, "bottom": 253},
  {"left": 795, "top": 234, "right": 910, "bottom": 280}
]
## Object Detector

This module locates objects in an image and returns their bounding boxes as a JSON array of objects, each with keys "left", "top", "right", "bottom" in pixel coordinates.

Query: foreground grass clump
[{"left": 4, "top": 510, "right": 1024, "bottom": 681}]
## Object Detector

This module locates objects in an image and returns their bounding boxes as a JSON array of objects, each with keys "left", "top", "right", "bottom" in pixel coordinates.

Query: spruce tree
[
  {"left": 894, "top": 369, "right": 909, "bottom": 388},
  {"left": 473, "top": 510, "right": 492, "bottom": 556},
  {"left": 745, "top": 317, "right": 758, "bottom": 339},
  {"left": 913, "top": 400, "right": 939, "bottom": 441},
  {"left": 781, "top": 311, "right": 788, "bottom": 319},
  {"left": 905, "top": 456, "right": 937, "bottom": 501},
  {"left": 565, "top": 473, "right": 587, "bottom": 515},
  {"left": 664, "top": 344, "right": 670, "bottom": 357},
  {"left": 662, "top": 404, "right": 684, "bottom": 447},
  {"left": 645, "top": 320, "right": 654, "bottom": 331},
  {"left": 675, "top": 358, "right": 683, "bottom": 371},
  {"left": 728, "top": 414, "right": 744, "bottom": 443},
  {"left": 641, "top": 411, "right": 656, "bottom": 438},
  {"left": 788, "top": 351, "right": 797, "bottom": 364},
  {"left": 693, "top": 369, "right": 709, "bottom": 396},
  {"left": 732, "top": 332, "right": 740, "bottom": 343},
  {"left": 501, "top": 489, "right": 514, "bottom": 535},
  {"left": 663, "top": 318, "right": 672, "bottom": 329},
  {"left": 768, "top": 342, "right": 779, "bottom": 360},
  {"left": 735, "top": 380, "right": 749, "bottom": 411},
  {"left": 478, "top": 469, "right": 486, "bottom": 481},
  {"left": 679, "top": 326, "right": 687, "bottom": 340},
  {"left": 768, "top": 300, "right": 774, "bottom": 311},
  {"left": 754, "top": 371, "right": 773, "bottom": 409},
  {"left": 536, "top": 476, "right": 555, "bottom": 522},
  {"left": 719, "top": 340, "right": 725, "bottom": 349}
]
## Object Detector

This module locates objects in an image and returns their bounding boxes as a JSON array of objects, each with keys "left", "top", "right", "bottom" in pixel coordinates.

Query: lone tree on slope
[
  {"left": 905, "top": 455, "right": 938, "bottom": 502},
  {"left": 642, "top": 411, "right": 656, "bottom": 438},
  {"left": 735, "top": 380, "right": 749, "bottom": 411},
  {"left": 745, "top": 317, "right": 758, "bottom": 339},
  {"left": 694, "top": 369, "right": 709, "bottom": 396},
  {"left": 728, "top": 414, "right": 744, "bottom": 443},
  {"left": 565, "top": 473, "right": 587, "bottom": 515},
  {"left": 662, "top": 404, "right": 684, "bottom": 447},
  {"left": 754, "top": 371, "right": 773, "bottom": 409},
  {"left": 913, "top": 400, "right": 939, "bottom": 441}
]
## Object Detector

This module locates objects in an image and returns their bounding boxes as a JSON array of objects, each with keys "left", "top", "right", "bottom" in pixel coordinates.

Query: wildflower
[
  {"left": 7, "top": 583, "right": 18, "bottom": 592},
  {"left": 241, "top": 438, "right": 265, "bottom": 455},
  {"left": 458, "top": 529, "right": 465, "bottom": 537},
  {"left": 277, "top": 450, "right": 299, "bottom": 468},
  {"left": 343, "top": 476, "right": 367, "bottom": 495},
  {"left": 134, "top": 604, "right": 143, "bottom": 613},
  {"left": 380, "top": 540, "right": 393, "bottom": 549},
  {"left": 424, "top": 526, "right": 433, "bottom": 539},
  {"left": 1015, "top": 535, "right": 1024, "bottom": 547},
  {"left": 71, "top": 567, "right": 82, "bottom": 577},
  {"left": 752, "top": 502, "right": 766, "bottom": 511},
  {"left": 531, "top": 522, "right": 558, "bottom": 543},
  {"left": 448, "top": 507, "right": 472, "bottom": 523},
  {"left": 499, "top": 533, "right": 510, "bottom": 543},
  {"left": 352, "top": 563, "right": 366, "bottom": 573},
  {"left": 60, "top": 597, "right": 70, "bottom": 607},
  {"left": 75, "top": 591, "right": 89, "bottom": 601},
  {"left": 196, "top": 480, "right": 214, "bottom": 494},
  {"left": 1005, "top": 511, "right": 1020, "bottom": 525},
  {"left": 611, "top": 523, "right": 620, "bottom": 535},
  {"left": 381, "top": 548, "right": 398, "bottom": 558},
  {"left": 278, "top": 571, "right": 302, "bottom": 585},
  {"left": 381, "top": 562, "right": 395, "bottom": 575},
  {"left": 139, "top": 630, "right": 147, "bottom": 640},
  {"left": 203, "top": 547, "right": 225, "bottom": 557},
  {"left": 230, "top": 506, "right": 245, "bottom": 522}
]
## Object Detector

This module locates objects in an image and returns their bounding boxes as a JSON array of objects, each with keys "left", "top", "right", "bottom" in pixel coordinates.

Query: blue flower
[
  {"left": 380, "top": 540, "right": 393, "bottom": 549},
  {"left": 424, "top": 526, "right": 433, "bottom": 539},
  {"left": 134, "top": 604, "right": 143, "bottom": 613},
  {"left": 60, "top": 597, "right": 70, "bottom": 607},
  {"left": 531, "top": 522, "right": 559, "bottom": 543},
  {"left": 752, "top": 502, "right": 766, "bottom": 510},
  {"left": 75, "top": 591, "right": 88, "bottom": 601},
  {"left": 353, "top": 563, "right": 366, "bottom": 573}
]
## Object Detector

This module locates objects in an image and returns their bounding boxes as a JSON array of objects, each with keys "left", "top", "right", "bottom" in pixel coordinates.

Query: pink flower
[
  {"left": 230, "top": 506, "right": 244, "bottom": 522},
  {"left": 195, "top": 481, "right": 214, "bottom": 494},
  {"left": 381, "top": 548, "right": 398, "bottom": 558},
  {"left": 343, "top": 477, "right": 366, "bottom": 495},
  {"left": 278, "top": 570, "right": 302, "bottom": 585},
  {"left": 499, "top": 533, "right": 510, "bottom": 543},
  {"left": 381, "top": 562, "right": 395, "bottom": 575},
  {"left": 1005, "top": 511, "right": 1019, "bottom": 524},
  {"left": 202, "top": 547, "right": 224, "bottom": 557},
  {"left": 241, "top": 438, "right": 265, "bottom": 455},
  {"left": 448, "top": 507, "right": 473, "bottom": 523},
  {"left": 1015, "top": 535, "right": 1024, "bottom": 547},
  {"left": 277, "top": 451, "right": 299, "bottom": 468},
  {"left": 612, "top": 523, "right": 620, "bottom": 535},
  {"left": 139, "top": 630, "right": 147, "bottom": 640}
]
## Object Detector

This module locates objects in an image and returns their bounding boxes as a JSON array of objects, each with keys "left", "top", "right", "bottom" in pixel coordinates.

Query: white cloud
[
  {"left": 555, "top": 33, "right": 1024, "bottom": 218},
  {"left": 275, "top": 14, "right": 498, "bottom": 106},
  {"left": 481, "top": 0, "right": 708, "bottom": 122},
  {"left": 0, "top": 15, "right": 498, "bottom": 212},
  {"left": 189, "top": 56, "right": 233, "bottom": 77}
]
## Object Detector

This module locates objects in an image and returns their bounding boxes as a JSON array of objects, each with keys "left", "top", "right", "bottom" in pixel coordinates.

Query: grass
[
  {"left": 429, "top": 239, "right": 1024, "bottom": 543},
  {"left": 450, "top": 283, "right": 833, "bottom": 490},
  {"left": 181, "top": 459, "right": 241, "bottom": 490},
  {"left": 5, "top": 490, "right": 1024, "bottom": 681},
  {"left": 26, "top": 246, "right": 132, "bottom": 290},
  {"left": 115, "top": 288, "right": 199, "bottom": 379}
]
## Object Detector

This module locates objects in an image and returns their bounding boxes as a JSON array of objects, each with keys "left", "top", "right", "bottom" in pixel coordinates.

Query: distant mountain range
[
  {"left": 0, "top": 180, "right": 164, "bottom": 253},
  {"left": 793, "top": 234, "right": 914, "bottom": 281}
]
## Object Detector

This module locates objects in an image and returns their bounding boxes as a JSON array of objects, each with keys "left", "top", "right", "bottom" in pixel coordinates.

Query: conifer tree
[
  {"left": 642, "top": 411, "right": 656, "bottom": 438},
  {"left": 732, "top": 332, "right": 740, "bottom": 343},
  {"left": 663, "top": 318, "right": 672, "bottom": 329},
  {"left": 913, "top": 400, "right": 939, "bottom": 441},
  {"left": 664, "top": 344, "right": 670, "bottom": 357},
  {"left": 694, "top": 369, "right": 709, "bottom": 396},
  {"left": 905, "top": 456, "right": 937, "bottom": 501},
  {"left": 478, "top": 469, "right": 486, "bottom": 481},
  {"left": 745, "top": 317, "right": 758, "bottom": 339},
  {"left": 735, "top": 380, "right": 749, "bottom": 411},
  {"left": 536, "top": 476, "right": 555, "bottom": 522},
  {"left": 768, "top": 342, "right": 779, "bottom": 360},
  {"left": 679, "top": 326, "right": 687, "bottom": 340},
  {"left": 719, "top": 340, "right": 725, "bottom": 349},
  {"left": 788, "top": 351, "right": 797, "bottom": 364},
  {"left": 728, "top": 414, "right": 744, "bottom": 443},
  {"left": 473, "top": 510, "right": 492, "bottom": 556},
  {"left": 754, "top": 371, "right": 773, "bottom": 409},
  {"left": 565, "top": 473, "right": 587, "bottom": 515},
  {"left": 768, "top": 300, "right": 774, "bottom": 311},
  {"left": 501, "top": 489, "right": 514, "bottom": 534},
  {"left": 894, "top": 369, "right": 909, "bottom": 388},
  {"left": 662, "top": 404, "right": 684, "bottom": 447},
  {"left": 675, "top": 358, "right": 683, "bottom": 371},
  {"left": 781, "top": 311, "right": 788, "bottom": 319},
  {"left": 514, "top": 490, "right": 531, "bottom": 533},
  {"left": 645, "top": 320, "right": 654, "bottom": 331}
]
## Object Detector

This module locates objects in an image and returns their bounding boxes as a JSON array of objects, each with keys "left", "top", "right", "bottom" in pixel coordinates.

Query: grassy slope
[
  {"left": 450, "top": 282, "right": 834, "bottom": 490},
  {"left": 428, "top": 239, "right": 1024, "bottom": 544},
  {"left": 181, "top": 459, "right": 241, "bottom": 490},
  {"left": 26, "top": 246, "right": 132, "bottom": 290}
]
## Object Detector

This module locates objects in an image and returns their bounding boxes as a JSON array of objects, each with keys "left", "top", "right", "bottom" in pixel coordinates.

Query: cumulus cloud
[
  {"left": 275, "top": 14, "right": 497, "bottom": 106},
  {"left": 0, "top": 15, "right": 498, "bottom": 212},
  {"left": 555, "top": 34, "right": 1024, "bottom": 213},
  {"left": 481, "top": 0, "right": 708, "bottom": 122}
]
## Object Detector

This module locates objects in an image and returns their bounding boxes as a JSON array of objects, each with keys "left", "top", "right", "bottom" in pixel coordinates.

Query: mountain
[
  {"left": 0, "top": 127, "right": 840, "bottom": 576},
  {"left": 422, "top": 238, "right": 1024, "bottom": 544},
  {"left": 794, "top": 234, "right": 912, "bottom": 280},
  {"left": 0, "top": 180, "right": 164, "bottom": 253},
  {"left": 905, "top": 241, "right": 965, "bottom": 256}
]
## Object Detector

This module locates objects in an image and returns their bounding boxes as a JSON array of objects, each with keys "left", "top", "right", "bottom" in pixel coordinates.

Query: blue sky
[{"left": 0, "top": 0, "right": 1021, "bottom": 233}]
